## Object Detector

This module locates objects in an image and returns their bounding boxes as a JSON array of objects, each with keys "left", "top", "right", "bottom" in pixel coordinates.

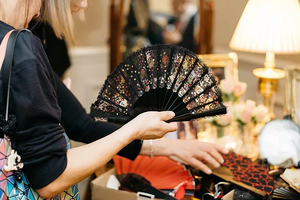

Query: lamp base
[
  {"left": 253, "top": 68, "right": 285, "bottom": 79},
  {"left": 253, "top": 67, "right": 285, "bottom": 113}
]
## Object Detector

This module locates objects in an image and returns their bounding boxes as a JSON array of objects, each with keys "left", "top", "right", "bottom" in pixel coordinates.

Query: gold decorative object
[
  {"left": 198, "top": 52, "right": 239, "bottom": 84},
  {"left": 229, "top": 0, "right": 300, "bottom": 113},
  {"left": 284, "top": 66, "right": 300, "bottom": 125}
]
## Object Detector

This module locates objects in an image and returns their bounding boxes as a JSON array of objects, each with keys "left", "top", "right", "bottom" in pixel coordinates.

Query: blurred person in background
[{"left": 163, "top": 0, "right": 199, "bottom": 52}]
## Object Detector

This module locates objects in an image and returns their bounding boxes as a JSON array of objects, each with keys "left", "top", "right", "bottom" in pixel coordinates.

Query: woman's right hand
[{"left": 124, "top": 111, "right": 178, "bottom": 140}]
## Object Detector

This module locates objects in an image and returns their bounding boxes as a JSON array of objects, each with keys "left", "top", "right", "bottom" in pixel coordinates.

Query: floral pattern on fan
[{"left": 91, "top": 45, "right": 227, "bottom": 122}]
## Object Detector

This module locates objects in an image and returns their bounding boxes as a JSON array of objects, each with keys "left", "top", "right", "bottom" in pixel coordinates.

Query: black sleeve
[
  {"left": 5, "top": 33, "right": 68, "bottom": 192},
  {"left": 5, "top": 31, "right": 68, "bottom": 190},
  {"left": 54, "top": 74, "right": 143, "bottom": 160}
]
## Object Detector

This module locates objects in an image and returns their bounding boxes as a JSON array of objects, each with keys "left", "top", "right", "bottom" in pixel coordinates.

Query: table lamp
[{"left": 229, "top": 0, "right": 300, "bottom": 112}]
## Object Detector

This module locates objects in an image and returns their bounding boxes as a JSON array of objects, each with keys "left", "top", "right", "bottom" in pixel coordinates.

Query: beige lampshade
[{"left": 230, "top": 0, "right": 300, "bottom": 54}]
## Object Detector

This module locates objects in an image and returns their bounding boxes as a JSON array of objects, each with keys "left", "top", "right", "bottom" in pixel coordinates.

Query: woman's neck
[{"left": 0, "top": 3, "right": 26, "bottom": 29}]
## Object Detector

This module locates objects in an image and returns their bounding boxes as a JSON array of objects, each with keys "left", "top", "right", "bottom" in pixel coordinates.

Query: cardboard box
[
  {"left": 91, "top": 168, "right": 234, "bottom": 200},
  {"left": 91, "top": 168, "right": 161, "bottom": 200},
  {"left": 222, "top": 190, "right": 234, "bottom": 200}
]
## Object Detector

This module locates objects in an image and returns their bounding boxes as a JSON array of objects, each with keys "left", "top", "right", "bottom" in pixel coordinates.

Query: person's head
[
  {"left": 0, "top": 0, "right": 88, "bottom": 41},
  {"left": 171, "top": 0, "right": 190, "bottom": 15},
  {"left": 71, "top": 0, "right": 88, "bottom": 14},
  {"left": 43, "top": 0, "right": 88, "bottom": 41},
  {"left": 0, "top": 0, "right": 42, "bottom": 29}
]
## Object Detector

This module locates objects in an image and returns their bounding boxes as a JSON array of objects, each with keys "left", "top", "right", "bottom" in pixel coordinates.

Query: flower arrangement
[
  {"left": 210, "top": 100, "right": 271, "bottom": 127},
  {"left": 219, "top": 79, "right": 247, "bottom": 103},
  {"left": 205, "top": 78, "right": 271, "bottom": 155},
  {"left": 209, "top": 77, "right": 271, "bottom": 127}
]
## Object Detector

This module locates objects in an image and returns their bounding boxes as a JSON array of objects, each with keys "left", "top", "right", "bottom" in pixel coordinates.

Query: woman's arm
[
  {"left": 37, "top": 111, "right": 177, "bottom": 198},
  {"left": 139, "top": 138, "right": 228, "bottom": 174}
]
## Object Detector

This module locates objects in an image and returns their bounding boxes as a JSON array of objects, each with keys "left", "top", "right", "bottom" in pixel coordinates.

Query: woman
[{"left": 0, "top": 0, "right": 227, "bottom": 198}]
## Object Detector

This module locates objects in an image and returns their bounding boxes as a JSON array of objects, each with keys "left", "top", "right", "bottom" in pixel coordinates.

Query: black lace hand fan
[{"left": 90, "top": 45, "right": 226, "bottom": 122}]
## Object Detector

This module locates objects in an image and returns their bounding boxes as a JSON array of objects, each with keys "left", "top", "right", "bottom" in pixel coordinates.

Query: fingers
[
  {"left": 208, "top": 148, "right": 224, "bottom": 164},
  {"left": 196, "top": 151, "right": 220, "bottom": 168},
  {"left": 165, "top": 122, "right": 178, "bottom": 132},
  {"left": 211, "top": 143, "right": 229, "bottom": 154},
  {"left": 158, "top": 111, "right": 175, "bottom": 121},
  {"left": 189, "top": 158, "right": 212, "bottom": 174}
]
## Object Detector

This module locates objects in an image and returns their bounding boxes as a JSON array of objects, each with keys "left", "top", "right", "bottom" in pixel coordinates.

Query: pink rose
[
  {"left": 215, "top": 112, "right": 232, "bottom": 126},
  {"left": 245, "top": 100, "right": 256, "bottom": 110},
  {"left": 219, "top": 79, "right": 234, "bottom": 94},
  {"left": 240, "top": 108, "right": 253, "bottom": 123},
  {"left": 255, "top": 105, "right": 270, "bottom": 123},
  {"left": 233, "top": 82, "right": 247, "bottom": 97},
  {"left": 233, "top": 101, "right": 256, "bottom": 124}
]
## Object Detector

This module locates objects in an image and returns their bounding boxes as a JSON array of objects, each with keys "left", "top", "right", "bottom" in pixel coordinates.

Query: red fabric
[
  {"left": 174, "top": 182, "right": 188, "bottom": 199},
  {"left": 114, "top": 155, "right": 194, "bottom": 190}
]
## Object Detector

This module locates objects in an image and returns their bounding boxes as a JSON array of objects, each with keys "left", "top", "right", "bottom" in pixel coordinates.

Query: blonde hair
[{"left": 42, "top": 0, "right": 75, "bottom": 41}]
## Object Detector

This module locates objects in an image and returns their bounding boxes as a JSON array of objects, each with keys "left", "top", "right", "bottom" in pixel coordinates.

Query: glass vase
[
  {"left": 234, "top": 122, "right": 257, "bottom": 157},
  {"left": 209, "top": 124, "right": 232, "bottom": 147}
]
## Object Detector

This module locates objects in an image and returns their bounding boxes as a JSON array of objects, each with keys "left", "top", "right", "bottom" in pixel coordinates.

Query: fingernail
[
  {"left": 221, "top": 159, "right": 224, "bottom": 163},
  {"left": 215, "top": 163, "right": 220, "bottom": 168},
  {"left": 223, "top": 149, "right": 229, "bottom": 154},
  {"left": 169, "top": 111, "right": 175, "bottom": 118},
  {"left": 207, "top": 169, "right": 212, "bottom": 174}
]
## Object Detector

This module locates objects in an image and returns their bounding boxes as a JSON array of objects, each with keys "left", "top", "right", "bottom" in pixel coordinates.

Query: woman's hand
[
  {"left": 139, "top": 138, "right": 228, "bottom": 174},
  {"left": 124, "top": 111, "right": 178, "bottom": 140},
  {"left": 168, "top": 140, "right": 228, "bottom": 174},
  {"left": 163, "top": 30, "right": 182, "bottom": 44}
]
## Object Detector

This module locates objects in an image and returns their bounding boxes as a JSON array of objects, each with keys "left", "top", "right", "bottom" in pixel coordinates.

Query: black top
[
  {"left": 0, "top": 21, "right": 142, "bottom": 189},
  {"left": 29, "top": 21, "right": 71, "bottom": 78}
]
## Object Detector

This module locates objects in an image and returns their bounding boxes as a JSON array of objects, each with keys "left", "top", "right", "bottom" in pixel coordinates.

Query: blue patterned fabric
[{"left": 0, "top": 133, "right": 80, "bottom": 200}]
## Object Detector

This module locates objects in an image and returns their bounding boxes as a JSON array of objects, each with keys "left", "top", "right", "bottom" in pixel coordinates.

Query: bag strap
[
  {"left": 0, "top": 30, "right": 14, "bottom": 69},
  {"left": 0, "top": 29, "right": 29, "bottom": 120}
]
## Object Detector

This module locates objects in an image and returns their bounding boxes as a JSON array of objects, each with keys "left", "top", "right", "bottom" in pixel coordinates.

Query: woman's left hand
[
  {"left": 167, "top": 139, "right": 228, "bottom": 174},
  {"left": 140, "top": 138, "right": 228, "bottom": 175}
]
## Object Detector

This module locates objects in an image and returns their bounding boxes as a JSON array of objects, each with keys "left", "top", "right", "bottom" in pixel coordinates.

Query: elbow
[{"left": 36, "top": 185, "right": 59, "bottom": 199}]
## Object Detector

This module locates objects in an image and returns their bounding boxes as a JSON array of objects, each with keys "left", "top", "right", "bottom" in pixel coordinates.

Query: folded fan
[
  {"left": 192, "top": 151, "right": 275, "bottom": 198},
  {"left": 113, "top": 155, "right": 194, "bottom": 190},
  {"left": 90, "top": 44, "right": 226, "bottom": 122}
]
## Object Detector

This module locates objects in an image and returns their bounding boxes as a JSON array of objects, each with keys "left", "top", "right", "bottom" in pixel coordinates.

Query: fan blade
[
  {"left": 107, "top": 69, "right": 139, "bottom": 103},
  {"left": 177, "top": 60, "right": 209, "bottom": 99},
  {"left": 90, "top": 98, "right": 130, "bottom": 120},
  {"left": 161, "top": 46, "right": 183, "bottom": 110},
  {"left": 165, "top": 53, "right": 198, "bottom": 110},
  {"left": 172, "top": 53, "right": 198, "bottom": 93},
  {"left": 156, "top": 45, "right": 173, "bottom": 110},
  {"left": 145, "top": 47, "right": 160, "bottom": 110},
  {"left": 182, "top": 69, "right": 217, "bottom": 104},
  {"left": 169, "top": 69, "right": 217, "bottom": 113},
  {"left": 168, "top": 103, "right": 227, "bottom": 122},
  {"left": 130, "top": 50, "right": 155, "bottom": 110},
  {"left": 100, "top": 83, "right": 132, "bottom": 108},
  {"left": 117, "top": 59, "right": 152, "bottom": 112},
  {"left": 164, "top": 50, "right": 187, "bottom": 110}
]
